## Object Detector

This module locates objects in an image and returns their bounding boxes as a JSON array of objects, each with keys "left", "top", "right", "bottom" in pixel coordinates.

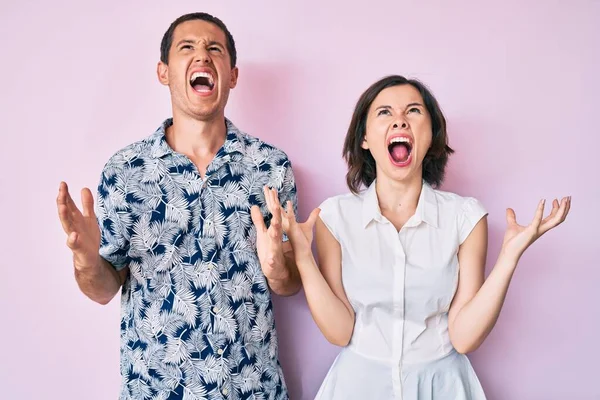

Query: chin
[
  {"left": 379, "top": 165, "right": 417, "bottom": 184},
  {"left": 186, "top": 104, "right": 220, "bottom": 120}
]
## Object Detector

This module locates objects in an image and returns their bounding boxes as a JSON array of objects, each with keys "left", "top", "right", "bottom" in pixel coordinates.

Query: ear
[
  {"left": 230, "top": 66, "right": 239, "bottom": 89},
  {"left": 157, "top": 61, "right": 169, "bottom": 86},
  {"left": 361, "top": 137, "right": 369, "bottom": 150}
]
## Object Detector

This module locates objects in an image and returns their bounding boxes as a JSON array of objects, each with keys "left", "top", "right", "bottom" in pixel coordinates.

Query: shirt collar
[
  {"left": 148, "top": 117, "right": 245, "bottom": 159},
  {"left": 361, "top": 179, "right": 439, "bottom": 229}
]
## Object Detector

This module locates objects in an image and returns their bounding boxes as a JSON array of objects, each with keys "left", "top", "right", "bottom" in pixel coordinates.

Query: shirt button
[
  {"left": 217, "top": 348, "right": 224, "bottom": 355},
  {"left": 223, "top": 388, "right": 229, "bottom": 395},
  {"left": 213, "top": 306, "right": 219, "bottom": 313}
]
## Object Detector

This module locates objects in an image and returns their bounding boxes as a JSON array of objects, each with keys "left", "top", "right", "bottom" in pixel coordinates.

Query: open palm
[
  {"left": 250, "top": 186, "right": 286, "bottom": 280},
  {"left": 279, "top": 200, "right": 320, "bottom": 258},
  {"left": 502, "top": 196, "right": 571, "bottom": 259},
  {"left": 56, "top": 182, "right": 101, "bottom": 270}
]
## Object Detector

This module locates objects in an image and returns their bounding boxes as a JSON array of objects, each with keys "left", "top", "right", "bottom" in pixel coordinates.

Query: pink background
[{"left": 1, "top": 1, "right": 598, "bottom": 399}]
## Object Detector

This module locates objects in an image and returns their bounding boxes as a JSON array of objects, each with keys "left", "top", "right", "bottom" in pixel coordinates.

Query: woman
[{"left": 262, "top": 75, "right": 570, "bottom": 399}]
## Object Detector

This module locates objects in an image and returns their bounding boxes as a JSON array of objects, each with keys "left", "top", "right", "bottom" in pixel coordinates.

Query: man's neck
[{"left": 166, "top": 112, "right": 228, "bottom": 158}]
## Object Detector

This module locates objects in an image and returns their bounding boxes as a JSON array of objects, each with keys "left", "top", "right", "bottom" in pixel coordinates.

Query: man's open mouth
[{"left": 190, "top": 71, "right": 215, "bottom": 93}]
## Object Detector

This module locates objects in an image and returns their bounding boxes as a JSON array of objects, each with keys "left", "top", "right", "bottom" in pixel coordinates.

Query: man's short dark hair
[{"left": 160, "top": 12, "right": 237, "bottom": 68}]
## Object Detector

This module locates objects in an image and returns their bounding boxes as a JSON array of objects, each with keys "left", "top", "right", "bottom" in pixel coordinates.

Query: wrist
[
  {"left": 264, "top": 266, "right": 290, "bottom": 283},
  {"left": 293, "top": 248, "right": 314, "bottom": 264},
  {"left": 74, "top": 253, "right": 101, "bottom": 272},
  {"left": 497, "top": 248, "right": 521, "bottom": 270}
]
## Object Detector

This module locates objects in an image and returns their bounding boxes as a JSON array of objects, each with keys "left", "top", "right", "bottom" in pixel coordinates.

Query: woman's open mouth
[{"left": 387, "top": 135, "right": 413, "bottom": 166}]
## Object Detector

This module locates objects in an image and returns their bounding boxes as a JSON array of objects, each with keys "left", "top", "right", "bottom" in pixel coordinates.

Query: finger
[
  {"left": 531, "top": 199, "right": 545, "bottom": 229},
  {"left": 270, "top": 209, "right": 282, "bottom": 230},
  {"left": 280, "top": 201, "right": 297, "bottom": 231},
  {"left": 250, "top": 205, "right": 267, "bottom": 232},
  {"left": 559, "top": 196, "right": 569, "bottom": 218},
  {"left": 57, "top": 182, "right": 77, "bottom": 214},
  {"left": 263, "top": 185, "right": 271, "bottom": 208},
  {"left": 56, "top": 181, "right": 69, "bottom": 207},
  {"left": 270, "top": 187, "right": 282, "bottom": 207},
  {"left": 541, "top": 199, "right": 559, "bottom": 225},
  {"left": 65, "top": 189, "right": 84, "bottom": 222},
  {"left": 549, "top": 196, "right": 569, "bottom": 221},
  {"left": 271, "top": 188, "right": 285, "bottom": 223},
  {"left": 81, "top": 188, "right": 96, "bottom": 218},
  {"left": 285, "top": 201, "right": 296, "bottom": 219},
  {"left": 269, "top": 190, "right": 282, "bottom": 225},
  {"left": 269, "top": 220, "right": 282, "bottom": 240},
  {"left": 58, "top": 182, "right": 86, "bottom": 233},
  {"left": 263, "top": 186, "right": 276, "bottom": 211},
  {"left": 57, "top": 203, "right": 74, "bottom": 234},
  {"left": 554, "top": 197, "right": 570, "bottom": 224},
  {"left": 565, "top": 196, "right": 571, "bottom": 217},
  {"left": 269, "top": 207, "right": 283, "bottom": 240},
  {"left": 262, "top": 186, "right": 276, "bottom": 216},
  {"left": 506, "top": 208, "right": 517, "bottom": 226}
]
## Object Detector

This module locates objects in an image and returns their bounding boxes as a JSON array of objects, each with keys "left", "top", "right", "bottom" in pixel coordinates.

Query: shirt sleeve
[
  {"left": 458, "top": 197, "right": 488, "bottom": 244},
  {"left": 95, "top": 162, "right": 131, "bottom": 271}
]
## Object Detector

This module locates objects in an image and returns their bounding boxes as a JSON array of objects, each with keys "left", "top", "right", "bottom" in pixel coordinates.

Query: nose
[
  {"left": 194, "top": 49, "right": 211, "bottom": 64},
  {"left": 392, "top": 119, "right": 408, "bottom": 129}
]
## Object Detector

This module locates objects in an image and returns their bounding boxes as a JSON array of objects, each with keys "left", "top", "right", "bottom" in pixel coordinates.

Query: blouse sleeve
[
  {"left": 458, "top": 197, "right": 488, "bottom": 244},
  {"left": 318, "top": 196, "right": 341, "bottom": 242}
]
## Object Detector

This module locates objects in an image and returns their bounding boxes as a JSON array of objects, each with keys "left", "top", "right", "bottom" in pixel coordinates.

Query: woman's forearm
[
  {"left": 295, "top": 253, "right": 355, "bottom": 346},
  {"left": 449, "top": 252, "right": 519, "bottom": 353}
]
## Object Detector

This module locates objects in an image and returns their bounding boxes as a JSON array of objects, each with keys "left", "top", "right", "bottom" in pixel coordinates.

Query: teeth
[
  {"left": 388, "top": 137, "right": 411, "bottom": 145},
  {"left": 190, "top": 71, "right": 214, "bottom": 85}
]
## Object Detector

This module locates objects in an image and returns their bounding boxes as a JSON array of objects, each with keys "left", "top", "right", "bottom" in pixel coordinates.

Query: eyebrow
[
  {"left": 206, "top": 40, "right": 225, "bottom": 48},
  {"left": 175, "top": 39, "right": 225, "bottom": 48},
  {"left": 175, "top": 39, "right": 196, "bottom": 47},
  {"left": 375, "top": 102, "right": 424, "bottom": 111}
]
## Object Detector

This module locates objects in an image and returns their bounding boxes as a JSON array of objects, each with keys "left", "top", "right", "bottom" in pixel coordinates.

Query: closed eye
[
  {"left": 208, "top": 46, "right": 222, "bottom": 52},
  {"left": 180, "top": 45, "right": 193, "bottom": 50}
]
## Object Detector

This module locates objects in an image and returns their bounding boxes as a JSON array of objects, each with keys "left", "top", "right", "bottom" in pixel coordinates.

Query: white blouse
[{"left": 314, "top": 180, "right": 488, "bottom": 400}]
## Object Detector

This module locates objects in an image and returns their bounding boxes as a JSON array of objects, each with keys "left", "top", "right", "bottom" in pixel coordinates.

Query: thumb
[
  {"left": 250, "top": 205, "right": 266, "bottom": 232},
  {"left": 66, "top": 231, "right": 80, "bottom": 250},
  {"left": 506, "top": 208, "right": 517, "bottom": 226},
  {"left": 306, "top": 208, "right": 321, "bottom": 228}
]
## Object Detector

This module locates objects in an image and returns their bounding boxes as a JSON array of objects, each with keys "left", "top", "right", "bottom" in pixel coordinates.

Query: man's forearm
[{"left": 74, "top": 256, "right": 124, "bottom": 305}]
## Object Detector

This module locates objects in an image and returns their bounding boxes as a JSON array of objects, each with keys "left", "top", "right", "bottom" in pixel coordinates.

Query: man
[{"left": 56, "top": 12, "right": 300, "bottom": 400}]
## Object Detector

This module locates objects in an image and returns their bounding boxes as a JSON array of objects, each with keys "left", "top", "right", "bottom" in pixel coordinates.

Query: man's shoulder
[
  {"left": 230, "top": 123, "right": 291, "bottom": 165},
  {"left": 236, "top": 130, "right": 289, "bottom": 156},
  {"left": 101, "top": 121, "right": 168, "bottom": 175}
]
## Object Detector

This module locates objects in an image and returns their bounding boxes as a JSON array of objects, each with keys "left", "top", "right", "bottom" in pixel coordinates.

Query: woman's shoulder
[
  {"left": 319, "top": 191, "right": 363, "bottom": 209},
  {"left": 429, "top": 186, "right": 486, "bottom": 214}
]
